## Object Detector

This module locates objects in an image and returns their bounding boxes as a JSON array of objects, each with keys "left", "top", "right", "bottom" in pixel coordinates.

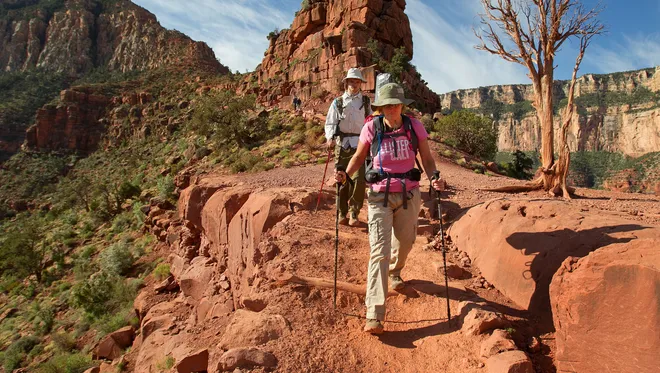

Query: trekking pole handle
[{"left": 432, "top": 171, "right": 442, "bottom": 193}]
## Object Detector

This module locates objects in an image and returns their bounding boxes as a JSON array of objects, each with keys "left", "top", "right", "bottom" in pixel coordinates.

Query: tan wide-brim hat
[
  {"left": 342, "top": 67, "right": 367, "bottom": 82},
  {"left": 372, "top": 83, "right": 414, "bottom": 107}
]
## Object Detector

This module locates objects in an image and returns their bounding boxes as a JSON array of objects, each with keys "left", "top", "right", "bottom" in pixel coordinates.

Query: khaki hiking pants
[
  {"left": 365, "top": 187, "right": 421, "bottom": 321},
  {"left": 334, "top": 144, "right": 365, "bottom": 219}
]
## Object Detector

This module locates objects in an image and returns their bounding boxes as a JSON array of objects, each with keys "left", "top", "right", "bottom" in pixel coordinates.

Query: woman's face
[{"left": 382, "top": 104, "right": 403, "bottom": 117}]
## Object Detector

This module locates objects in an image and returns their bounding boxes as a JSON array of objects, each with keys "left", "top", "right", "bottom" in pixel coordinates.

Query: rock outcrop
[
  {"left": 439, "top": 66, "right": 660, "bottom": 156},
  {"left": 449, "top": 199, "right": 660, "bottom": 318},
  {"left": 241, "top": 0, "right": 439, "bottom": 112},
  {"left": 550, "top": 239, "right": 660, "bottom": 373},
  {"left": 0, "top": 0, "right": 227, "bottom": 75},
  {"left": 24, "top": 87, "right": 111, "bottom": 152}
]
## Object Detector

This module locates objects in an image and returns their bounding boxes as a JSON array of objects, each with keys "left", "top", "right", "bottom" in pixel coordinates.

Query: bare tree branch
[{"left": 474, "top": 0, "right": 604, "bottom": 195}]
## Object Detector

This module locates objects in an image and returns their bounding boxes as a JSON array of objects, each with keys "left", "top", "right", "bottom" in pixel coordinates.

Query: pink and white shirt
[{"left": 359, "top": 117, "right": 429, "bottom": 193}]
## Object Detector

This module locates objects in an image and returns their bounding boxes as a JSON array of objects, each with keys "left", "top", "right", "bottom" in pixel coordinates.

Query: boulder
[
  {"left": 550, "top": 239, "right": 660, "bottom": 373},
  {"left": 83, "top": 367, "right": 100, "bottom": 373},
  {"left": 93, "top": 326, "right": 135, "bottom": 360},
  {"left": 178, "top": 180, "right": 232, "bottom": 230},
  {"left": 459, "top": 301, "right": 509, "bottom": 336},
  {"left": 485, "top": 351, "right": 533, "bottom": 373},
  {"left": 175, "top": 349, "right": 209, "bottom": 373},
  {"left": 179, "top": 258, "right": 214, "bottom": 301},
  {"left": 449, "top": 199, "right": 659, "bottom": 316},
  {"left": 216, "top": 348, "right": 277, "bottom": 371},
  {"left": 480, "top": 330, "right": 517, "bottom": 359},
  {"left": 240, "top": 296, "right": 268, "bottom": 312},
  {"left": 219, "top": 310, "right": 290, "bottom": 350},
  {"left": 202, "top": 188, "right": 313, "bottom": 309}
]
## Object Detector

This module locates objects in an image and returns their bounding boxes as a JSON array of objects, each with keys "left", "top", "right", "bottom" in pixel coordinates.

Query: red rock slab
[{"left": 550, "top": 239, "right": 660, "bottom": 373}]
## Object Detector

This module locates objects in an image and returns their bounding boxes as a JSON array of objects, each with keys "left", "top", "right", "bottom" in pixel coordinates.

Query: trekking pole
[
  {"left": 315, "top": 149, "right": 332, "bottom": 213},
  {"left": 433, "top": 171, "right": 451, "bottom": 323},
  {"left": 333, "top": 165, "right": 345, "bottom": 309}
]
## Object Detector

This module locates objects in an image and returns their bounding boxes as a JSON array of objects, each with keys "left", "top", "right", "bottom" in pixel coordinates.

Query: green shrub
[
  {"left": 289, "top": 132, "right": 305, "bottom": 146},
  {"left": 156, "top": 175, "right": 175, "bottom": 201},
  {"left": 98, "top": 241, "right": 134, "bottom": 276},
  {"left": 282, "top": 159, "right": 294, "bottom": 168},
  {"left": 35, "top": 352, "right": 93, "bottom": 373},
  {"left": 435, "top": 110, "right": 498, "bottom": 160},
  {"left": 30, "top": 302, "right": 55, "bottom": 335},
  {"left": 156, "top": 356, "right": 176, "bottom": 370},
  {"left": 152, "top": 263, "right": 171, "bottom": 281},
  {"left": 2, "top": 335, "right": 41, "bottom": 371},
  {"left": 70, "top": 272, "right": 115, "bottom": 316},
  {"left": 225, "top": 150, "right": 263, "bottom": 173},
  {"left": 51, "top": 332, "right": 76, "bottom": 352}
]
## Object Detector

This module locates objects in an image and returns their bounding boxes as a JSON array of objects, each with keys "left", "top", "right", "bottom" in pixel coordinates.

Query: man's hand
[
  {"left": 334, "top": 170, "right": 347, "bottom": 185},
  {"left": 326, "top": 139, "right": 334, "bottom": 150}
]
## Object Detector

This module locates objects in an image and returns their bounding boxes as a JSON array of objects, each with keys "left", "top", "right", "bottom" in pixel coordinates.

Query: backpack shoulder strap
[
  {"left": 335, "top": 97, "right": 344, "bottom": 118},
  {"left": 370, "top": 115, "right": 384, "bottom": 158},
  {"left": 361, "top": 96, "right": 370, "bottom": 118},
  {"left": 403, "top": 115, "right": 418, "bottom": 155}
]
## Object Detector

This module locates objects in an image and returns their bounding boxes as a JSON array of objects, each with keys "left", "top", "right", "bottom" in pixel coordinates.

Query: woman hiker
[{"left": 335, "top": 83, "right": 445, "bottom": 334}]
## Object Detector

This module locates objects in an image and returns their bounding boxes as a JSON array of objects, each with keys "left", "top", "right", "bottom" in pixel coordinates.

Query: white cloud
[
  {"left": 407, "top": 0, "right": 529, "bottom": 93},
  {"left": 132, "top": 0, "right": 294, "bottom": 72},
  {"left": 585, "top": 33, "right": 660, "bottom": 73}
]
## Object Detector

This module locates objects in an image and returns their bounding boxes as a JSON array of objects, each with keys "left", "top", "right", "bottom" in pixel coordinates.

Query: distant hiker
[
  {"left": 325, "top": 68, "right": 372, "bottom": 227},
  {"left": 292, "top": 96, "right": 301, "bottom": 111},
  {"left": 335, "top": 83, "right": 445, "bottom": 334}
]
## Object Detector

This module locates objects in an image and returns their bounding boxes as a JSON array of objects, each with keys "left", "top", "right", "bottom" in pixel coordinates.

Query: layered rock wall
[
  {"left": 440, "top": 67, "right": 660, "bottom": 156},
  {"left": 241, "top": 0, "right": 439, "bottom": 112},
  {"left": 0, "top": 0, "right": 227, "bottom": 75},
  {"left": 25, "top": 87, "right": 111, "bottom": 152}
]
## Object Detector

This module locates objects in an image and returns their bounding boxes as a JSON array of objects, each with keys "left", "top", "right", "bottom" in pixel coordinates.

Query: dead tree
[{"left": 475, "top": 0, "right": 604, "bottom": 198}]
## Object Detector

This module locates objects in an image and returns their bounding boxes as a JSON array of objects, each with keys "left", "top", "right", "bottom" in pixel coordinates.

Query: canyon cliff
[{"left": 439, "top": 67, "right": 660, "bottom": 157}]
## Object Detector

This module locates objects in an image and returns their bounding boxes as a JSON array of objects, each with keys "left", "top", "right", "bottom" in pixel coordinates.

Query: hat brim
[
  {"left": 371, "top": 97, "right": 414, "bottom": 107},
  {"left": 343, "top": 77, "right": 367, "bottom": 83}
]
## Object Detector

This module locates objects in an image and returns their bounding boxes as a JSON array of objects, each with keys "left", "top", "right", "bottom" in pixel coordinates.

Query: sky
[{"left": 132, "top": 0, "right": 660, "bottom": 94}]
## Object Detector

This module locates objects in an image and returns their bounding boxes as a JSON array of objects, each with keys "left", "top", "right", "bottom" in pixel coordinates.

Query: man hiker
[
  {"left": 325, "top": 68, "right": 372, "bottom": 227},
  {"left": 335, "top": 83, "right": 446, "bottom": 334},
  {"left": 292, "top": 95, "right": 301, "bottom": 111}
]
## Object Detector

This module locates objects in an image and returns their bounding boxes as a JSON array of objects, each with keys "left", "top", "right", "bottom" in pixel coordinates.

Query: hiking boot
[
  {"left": 364, "top": 319, "right": 384, "bottom": 334},
  {"left": 389, "top": 275, "right": 405, "bottom": 290},
  {"left": 348, "top": 213, "right": 360, "bottom": 227},
  {"left": 338, "top": 216, "right": 349, "bottom": 226}
]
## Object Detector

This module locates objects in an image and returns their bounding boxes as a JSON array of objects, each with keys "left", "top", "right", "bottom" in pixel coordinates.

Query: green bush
[
  {"left": 0, "top": 214, "right": 47, "bottom": 282},
  {"left": 69, "top": 272, "right": 115, "bottom": 316},
  {"left": 2, "top": 335, "right": 41, "bottom": 371},
  {"left": 98, "top": 241, "right": 134, "bottom": 276},
  {"left": 434, "top": 110, "right": 498, "bottom": 160},
  {"left": 152, "top": 263, "right": 171, "bottom": 281},
  {"left": 367, "top": 39, "right": 412, "bottom": 83},
  {"left": 70, "top": 272, "right": 142, "bottom": 319},
  {"left": 156, "top": 175, "right": 176, "bottom": 201},
  {"left": 225, "top": 150, "right": 263, "bottom": 173},
  {"left": 35, "top": 352, "right": 93, "bottom": 373},
  {"left": 30, "top": 301, "right": 55, "bottom": 335},
  {"left": 51, "top": 332, "right": 76, "bottom": 352},
  {"left": 190, "top": 91, "right": 268, "bottom": 150}
]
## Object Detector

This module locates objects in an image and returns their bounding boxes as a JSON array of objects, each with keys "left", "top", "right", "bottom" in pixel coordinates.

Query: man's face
[{"left": 345, "top": 78, "right": 363, "bottom": 93}]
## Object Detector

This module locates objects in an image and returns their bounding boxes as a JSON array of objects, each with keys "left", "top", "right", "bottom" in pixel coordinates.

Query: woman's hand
[{"left": 432, "top": 177, "right": 446, "bottom": 192}]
